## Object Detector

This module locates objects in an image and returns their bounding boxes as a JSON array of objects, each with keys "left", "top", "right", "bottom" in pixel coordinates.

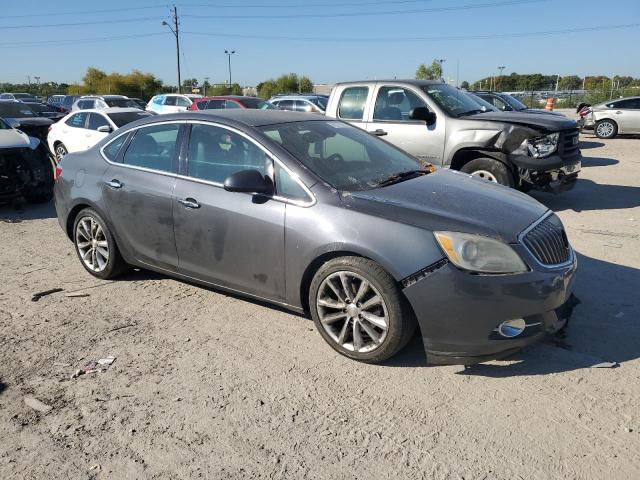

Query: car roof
[
  {"left": 196, "top": 96, "right": 258, "bottom": 101},
  {"left": 79, "top": 107, "right": 148, "bottom": 114},
  {"left": 334, "top": 79, "right": 445, "bottom": 87},
  {"left": 79, "top": 95, "right": 128, "bottom": 99}
]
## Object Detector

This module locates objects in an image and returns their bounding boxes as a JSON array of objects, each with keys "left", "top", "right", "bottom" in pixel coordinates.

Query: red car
[{"left": 188, "top": 96, "right": 276, "bottom": 111}]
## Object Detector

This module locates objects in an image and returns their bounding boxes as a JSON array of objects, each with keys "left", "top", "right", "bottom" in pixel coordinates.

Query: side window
[
  {"left": 224, "top": 100, "right": 241, "bottom": 109},
  {"left": 338, "top": 87, "right": 369, "bottom": 120},
  {"left": 195, "top": 100, "right": 209, "bottom": 110},
  {"left": 88, "top": 113, "right": 109, "bottom": 131},
  {"left": 492, "top": 96, "right": 508, "bottom": 110},
  {"left": 65, "top": 112, "right": 88, "bottom": 128},
  {"left": 176, "top": 96, "right": 191, "bottom": 107},
  {"left": 152, "top": 96, "right": 164, "bottom": 105},
  {"left": 164, "top": 96, "right": 177, "bottom": 106},
  {"left": 294, "top": 100, "right": 312, "bottom": 112},
  {"left": 278, "top": 100, "right": 295, "bottom": 111},
  {"left": 612, "top": 99, "right": 639, "bottom": 109},
  {"left": 206, "top": 100, "right": 224, "bottom": 109},
  {"left": 122, "top": 123, "right": 180, "bottom": 172},
  {"left": 103, "top": 134, "right": 128, "bottom": 161},
  {"left": 187, "top": 124, "right": 267, "bottom": 184},
  {"left": 275, "top": 163, "right": 310, "bottom": 202},
  {"left": 373, "top": 87, "right": 426, "bottom": 121}
]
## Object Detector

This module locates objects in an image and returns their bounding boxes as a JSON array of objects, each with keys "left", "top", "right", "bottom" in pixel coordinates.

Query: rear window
[
  {"left": 107, "top": 111, "right": 153, "bottom": 127},
  {"left": 239, "top": 97, "right": 275, "bottom": 109},
  {"left": 105, "top": 98, "right": 134, "bottom": 108}
]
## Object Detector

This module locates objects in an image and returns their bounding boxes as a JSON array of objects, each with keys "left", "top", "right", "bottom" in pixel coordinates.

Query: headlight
[
  {"left": 434, "top": 231, "right": 528, "bottom": 274},
  {"left": 512, "top": 132, "right": 559, "bottom": 158}
]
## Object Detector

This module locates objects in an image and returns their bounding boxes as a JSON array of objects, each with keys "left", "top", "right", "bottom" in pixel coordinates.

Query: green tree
[
  {"left": 299, "top": 76, "right": 314, "bottom": 93},
  {"left": 460, "top": 80, "right": 470, "bottom": 90},
  {"left": 256, "top": 73, "right": 315, "bottom": 98},
  {"left": 415, "top": 60, "right": 443, "bottom": 81}
]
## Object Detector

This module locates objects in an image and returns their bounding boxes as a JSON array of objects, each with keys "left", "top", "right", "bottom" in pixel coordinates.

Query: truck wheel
[
  {"left": 309, "top": 256, "right": 416, "bottom": 364},
  {"left": 595, "top": 119, "right": 617, "bottom": 139},
  {"left": 461, "top": 158, "right": 515, "bottom": 187}
]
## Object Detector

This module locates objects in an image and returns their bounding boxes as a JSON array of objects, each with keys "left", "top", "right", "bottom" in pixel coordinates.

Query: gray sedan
[{"left": 54, "top": 110, "right": 577, "bottom": 364}]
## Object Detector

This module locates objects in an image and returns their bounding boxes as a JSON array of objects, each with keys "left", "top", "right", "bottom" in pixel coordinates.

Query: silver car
[
  {"left": 72, "top": 95, "right": 139, "bottom": 111},
  {"left": 580, "top": 96, "right": 640, "bottom": 138}
]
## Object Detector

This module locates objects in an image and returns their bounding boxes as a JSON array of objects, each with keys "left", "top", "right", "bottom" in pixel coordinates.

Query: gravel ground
[{"left": 1, "top": 129, "right": 639, "bottom": 479}]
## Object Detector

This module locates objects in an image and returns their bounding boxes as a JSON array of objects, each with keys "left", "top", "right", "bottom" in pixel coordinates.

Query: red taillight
[{"left": 54, "top": 165, "right": 63, "bottom": 180}]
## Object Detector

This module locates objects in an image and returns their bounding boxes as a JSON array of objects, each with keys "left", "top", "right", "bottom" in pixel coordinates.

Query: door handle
[
  {"left": 372, "top": 129, "right": 388, "bottom": 136},
  {"left": 178, "top": 197, "right": 200, "bottom": 209},
  {"left": 106, "top": 179, "right": 123, "bottom": 189},
  {"left": 615, "top": 111, "right": 622, "bottom": 114}
]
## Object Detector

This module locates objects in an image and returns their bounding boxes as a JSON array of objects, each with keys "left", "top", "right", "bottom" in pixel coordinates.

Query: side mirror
[
  {"left": 502, "top": 105, "right": 513, "bottom": 111},
  {"left": 224, "top": 169, "right": 273, "bottom": 195},
  {"left": 7, "top": 118, "right": 20, "bottom": 129},
  {"left": 97, "top": 125, "right": 112, "bottom": 133},
  {"left": 409, "top": 107, "right": 436, "bottom": 125}
]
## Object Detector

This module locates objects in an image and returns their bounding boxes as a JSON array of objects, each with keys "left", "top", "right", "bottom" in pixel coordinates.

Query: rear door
[
  {"left": 101, "top": 122, "right": 183, "bottom": 271},
  {"left": 365, "top": 84, "right": 444, "bottom": 163},
  {"left": 172, "top": 121, "right": 286, "bottom": 300}
]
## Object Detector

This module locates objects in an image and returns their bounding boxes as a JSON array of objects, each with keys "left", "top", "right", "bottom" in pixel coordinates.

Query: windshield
[
  {"left": 107, "top": 111, "right": 153, "bottom": 127},
  {"left": 501, "top": 94, "right": 528, "bottom": 111},
  {"left": 260, "top": 120, "right": 426, "bottom": 191},
  {"left": 0, "top": 102, "right": 38, "bottom": 117},
  {"left": 420, "top": 84, "right": 487, "bottom": 117},
  {"left": 466, "top": 93, "right": 499, "bottom": 112},
  {"left": 239, "top": 97, "right": 276, "bottom": 109},
  {"left": 309, "top": 97, "right": 328, "bottom": 110},
  {"left": 0, "top": 118, "right": 9, "bottom": 129}
]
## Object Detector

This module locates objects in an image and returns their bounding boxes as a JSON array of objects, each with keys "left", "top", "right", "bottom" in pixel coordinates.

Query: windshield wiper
[
  {"left": 457, "top": 109, "right": 485, "bottom": 117},
  {"left": 375, "top": 169, "right": 429, "bottom": 188}
]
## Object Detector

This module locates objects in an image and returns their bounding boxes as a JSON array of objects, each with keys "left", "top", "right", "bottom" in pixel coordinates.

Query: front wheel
[
  {"left": 460, "top": 157, "right": 515, "bottom": 187},
  {"left": 595, "top": 119, "right": 618, "bottom": 139},
  {"left": 73, "top": 208, "right": 128, "bottom": 279},
  {"left": 309, "top": 256, "right": 416, "bottom": 363},
  {"left": 54, "top": 142, "right": 68, "bottom": 162}
]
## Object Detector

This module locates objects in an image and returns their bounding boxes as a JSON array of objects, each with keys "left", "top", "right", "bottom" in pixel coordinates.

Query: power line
[
  {"left": 179, "top": 0, "right": 440, "bottom": 8},
  {"left": 181, "top": 0, "right": 544, "bottom": 19},
  {"left": 0, "top": 4, "right": 167, "bottom": 18},
  {"left": 182, "top": 22, "right": 640, "bottom": 42},
  {"left": 0, "top": 16, "right": 159, "bottom": 29},
  {"left": 0, "top": 33, "right": 167, "bottom": 48}
]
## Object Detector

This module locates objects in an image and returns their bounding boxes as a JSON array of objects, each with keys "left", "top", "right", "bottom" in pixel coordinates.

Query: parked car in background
[
  {"left": 54, "top": 109, "right": 577, "bottom": 365},
  {"left": 0, "top": 117, "right": 54, "bottom": 204},
  {"left": 72, "top": 95, "right": 139, "bottom": 111},
  {"left": 326, "top": 80, "right": 581, "bottom": 193},
  {"left": 269, "top": 94, "right": 327, "bottom": 113},
  {"left": 474, "top": 91, "right": 564, "bottom": 116},
  {"left": 0, "top": 100, "right": 54, "bottom": 147},
  {"left": 22, "top": 101, "right": 66, "bottom": 121},
  {"left": 48, "top": 108, "right": 153, "bottom": 161},
  {"left": 128, "top": 98, "right": 147, "bottom": 109},
  {"left": 189, "top": 96, "right": 277, "bottom": 111},
  {"left": 54, "top": 95, "right": 81, "bottom": 113},
  {"left": 577, "top": 96, "right": 640, "bottom": 138},
  {"left": 146, "top": 93, "right": 202, "bottom": 114},
  {"left": 0, "top": 92, "right": 38, "bottom": 102}
]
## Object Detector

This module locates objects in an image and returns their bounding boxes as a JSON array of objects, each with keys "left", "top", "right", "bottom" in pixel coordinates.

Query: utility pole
[
  {"left": 163, "top": 5, "right": 182, "bottom": 94},
  {"left": 610, "top": 75, "right": 615, "bottom": 99},
  {"left": 204, "top": 76, "right": 210, "bottom": 96},
  {"left": 225, "top": 50, "right": 236, "bottom": 86},
  {"left": 555, "top": 74, "right": 560, "bottom": 92},
  {"left": 437, "top": 58, "right": 446, "bottom": 82},
  {"left": 497, "top": 66, "right": 505, "bottom": 91}
]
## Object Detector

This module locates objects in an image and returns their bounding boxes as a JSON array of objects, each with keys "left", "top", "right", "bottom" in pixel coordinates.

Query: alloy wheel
[
  {"left": 596, "top": 122, "right": 614, "bottom": 137},
  {"left": 55, "top": 144, "right": 67, "bottom": 162},
  {"left": 75, "top": 216, "right": 109, "bottom": 272},
  {"left": 470, "top": 169, "right": 498, "bottom": 182},
  {"left": 316, "top": 271, "right": 389, "bottom": 353}
]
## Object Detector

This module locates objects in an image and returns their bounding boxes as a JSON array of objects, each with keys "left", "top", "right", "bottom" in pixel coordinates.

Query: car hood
[
  {"left": 7, "top": 117, "right": 54, "bottom": 128},
  {"left": 0, "top": 128, "right": 31, "bottom": 149},
  {"left": 341, "top": 169, "right": 548, "bottom": 243},
  {"left": 521, "top": 108, "right": 566, "bottom": 116},
  {"left": 467, "top": 110, "right": 577, "bottom": 131}
]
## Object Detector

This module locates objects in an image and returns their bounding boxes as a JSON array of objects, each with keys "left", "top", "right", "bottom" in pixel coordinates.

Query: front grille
[
  {"left": 560, "top": 128, "right": 580, "bottom": 157},
  {"left": 522, "top": 214, "right": 571, "bottom": 265}
]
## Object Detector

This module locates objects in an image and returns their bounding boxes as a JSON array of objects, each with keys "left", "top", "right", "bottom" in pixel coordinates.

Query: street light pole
[
  {"left": 204, "top": 76, "right": 210, "bottom": 96},
  {"left": 162, "top": 5, "right": 182, "bottom": 94},
  {"left": 437, "top": 58, "right": 446, "bottom": 82},
  {"left": 497, "top": 66, "right": 505, "bottom": 91},
  {"left": 225, "top": 50, "right": 236, "bottom": 86}
]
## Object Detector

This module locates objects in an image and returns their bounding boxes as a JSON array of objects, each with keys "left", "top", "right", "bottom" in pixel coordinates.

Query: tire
[
  {"left": 73, "top": 208, "right": 128, "bottom": 279},
  {"left": 309, "top": 256, "right": 416, "bottom": 363},
  {"left": 54, "top": 142, "right": 68, "bottom": 162},
  {"left": 595, "top": 119, "right": 618, "bottom": 139},
  {"left": 460, "top": 157, "right": 515, "bottom": 187},
  {"left": 22, "top": 145, "right": 55, "bottom": 204}
]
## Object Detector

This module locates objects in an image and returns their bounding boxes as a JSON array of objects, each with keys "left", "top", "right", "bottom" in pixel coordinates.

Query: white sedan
[{"left": 48, "top": 108, "right": 153, "bottom": 160}]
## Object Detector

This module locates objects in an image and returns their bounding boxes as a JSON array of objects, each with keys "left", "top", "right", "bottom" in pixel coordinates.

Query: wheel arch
[{"left": 449, "top": 148, "right": 510, "bottom": 171}]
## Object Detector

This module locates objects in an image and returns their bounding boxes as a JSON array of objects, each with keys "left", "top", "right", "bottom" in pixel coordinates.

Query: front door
[
  {"left": 85, "top": 113, "right": 110, "bottom": 149},
  {"left": 365, "top": 85, "right": 445, "bottom": 164},
  {"left": 613, "top": 98, "right": 640, "bottom": 133},
  {"left": 101, "top": 122, "right": 182, "bottom": 271},
  {"left": 173, "top": 122, "right": 286, "bottom": 300}
]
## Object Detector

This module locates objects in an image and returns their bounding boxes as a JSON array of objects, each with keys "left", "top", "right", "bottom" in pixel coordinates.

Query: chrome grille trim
[{"left": 519, "top": 212, "right": 573, "bottom": 268}]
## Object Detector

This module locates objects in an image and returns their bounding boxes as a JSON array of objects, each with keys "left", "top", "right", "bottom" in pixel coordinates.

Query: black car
[
  {"left": 22, "top": 101, "right": 66, "bottom": 121},
  {"left": 0, "top": 101, "right": 54, "bottom": 148},
  {"left": 475, "top": 91, "right": 564, "bottom": 116}
]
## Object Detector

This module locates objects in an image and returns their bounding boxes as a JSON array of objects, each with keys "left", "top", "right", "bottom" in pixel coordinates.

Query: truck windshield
[
  {"left": 421, "top": 84, "right": 487, "bottom": 117},
  {"left": 260, "top": 120, "right": 427, "bottom": 191}
]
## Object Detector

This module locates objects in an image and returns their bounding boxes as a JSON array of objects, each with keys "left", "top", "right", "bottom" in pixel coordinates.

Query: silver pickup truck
[{"left": 326, "top": 80, "right": 581, "bottom": 193}]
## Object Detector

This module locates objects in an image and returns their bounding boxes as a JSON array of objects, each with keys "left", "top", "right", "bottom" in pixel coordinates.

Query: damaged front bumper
[
  {"left": 402, "top": 253, "right": 578, "bottom": 366},
  {"left": 510, "top": 152, "right": 581, "bottom": 194}
]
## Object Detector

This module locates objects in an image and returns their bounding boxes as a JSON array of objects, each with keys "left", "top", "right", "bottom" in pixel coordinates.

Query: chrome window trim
[
  {"left": 517, "top": 210, "right": 574, "bottom": 269},
  {"left": 99, "top": 119, "right": 316, "bottom": 208}
]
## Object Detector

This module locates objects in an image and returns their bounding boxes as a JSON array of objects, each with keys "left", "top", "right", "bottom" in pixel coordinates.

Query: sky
[{"left": 0, "top": 0, "right": 639, "bottom": 87}]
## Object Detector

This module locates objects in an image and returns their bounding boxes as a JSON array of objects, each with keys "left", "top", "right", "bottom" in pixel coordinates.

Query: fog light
[{"left": 497, "top": 318, "right": 526, "bottom": 338}]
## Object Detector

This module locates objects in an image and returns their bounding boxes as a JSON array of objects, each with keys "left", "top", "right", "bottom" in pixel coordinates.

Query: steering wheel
[{"left": 326, "top": 153, "right": 345, "bottom": 163}]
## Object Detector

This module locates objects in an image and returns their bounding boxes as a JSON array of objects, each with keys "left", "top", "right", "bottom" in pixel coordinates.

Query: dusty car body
[
  {"left": 54, "top": 110, "right": 577, "bottom": 365},
  {"left": 326, "top": 80, "right": 581, "bottom": 193},
  {"left": 0, "top": 118, "right": 54, "bottom": 204}
]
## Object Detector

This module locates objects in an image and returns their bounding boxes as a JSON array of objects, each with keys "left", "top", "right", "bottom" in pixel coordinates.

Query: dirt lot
[{"left": 1, "top": 129, "right": 639, "bottom": 480}]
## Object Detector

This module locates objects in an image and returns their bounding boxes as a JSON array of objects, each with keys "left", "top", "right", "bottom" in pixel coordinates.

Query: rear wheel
[
  {"left": 73, "top": 208, "right": 128, "bottom": 279},
  {"left": 460, "top": 157, "right": 515, "bottom": 187},
  {"left": 309, "top": 256, "right": 416, "bottom": 363},
  {"left": 54, "top": 142, "right": 68, "bottom": 162},
  {"left": 595, "top": 119, "right": 617, "bottom": 139}
]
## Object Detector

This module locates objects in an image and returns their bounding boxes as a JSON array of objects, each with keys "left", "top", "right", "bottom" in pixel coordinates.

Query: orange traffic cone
[{"left": 545, "top": 97, "right": 555, "bottom": 111}]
